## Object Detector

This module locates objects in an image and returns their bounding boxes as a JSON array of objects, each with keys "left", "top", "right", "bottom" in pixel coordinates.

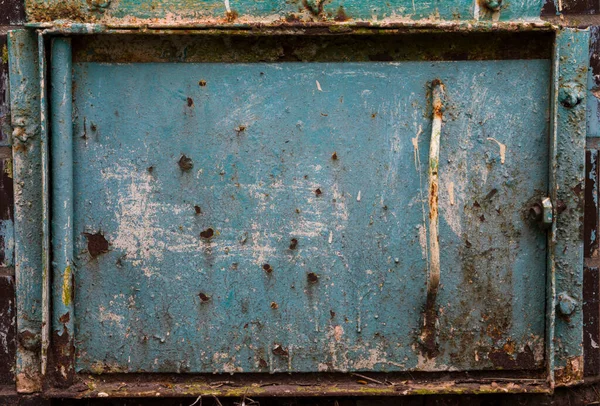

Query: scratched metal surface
[
  {"left": 26, "top": 0, "right": 544, "bottom": 24},
  {"left": 71, "top": 59, "right": 549, "bottom": 373}
]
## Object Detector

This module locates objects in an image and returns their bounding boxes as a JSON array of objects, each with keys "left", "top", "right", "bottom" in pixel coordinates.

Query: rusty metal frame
[
  {"left": 548, "top": 28, "right": 589, "bottom": 388},
  {"left": 6, "top": 23, "right": 590, "bottom": 397}
]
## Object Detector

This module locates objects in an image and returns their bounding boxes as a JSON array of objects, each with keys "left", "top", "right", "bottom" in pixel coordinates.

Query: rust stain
[
  {"left": 84, "top": 232, "right": 109, "bottom": 257},
  {"left": 51, "top": 326, "right": 74, "bottom": 386},
  {"left": 200, "top": 228, "right": 214, "bottom": 239},
  {"left": 225, "top": 10, "right": 239, "bottom": 22},
  {"left": 289, "top": 238, "right": 298, "bottom": 249},
  {"left": 488, "top": 344, "right": 535, "bottom": 370},
  {"left": 555, "top": 355, "right": 584, "bottom": 386},
  {"left": 334, "top": 6, "right": 349, "bottom": 21},
  {"left": 419, "top": 79, "right": 445, "bottom": 359},
  {"left": 272, "top": 344, "right": 289, "bottom": 357},
  {"left": 28, "top": 0, "right": 91, "bottom": 22}
]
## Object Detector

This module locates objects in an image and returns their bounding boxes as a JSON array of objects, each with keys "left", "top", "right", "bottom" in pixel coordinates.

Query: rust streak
[{"left": 419, "top": 79, "right": 445, "bottom": 358}]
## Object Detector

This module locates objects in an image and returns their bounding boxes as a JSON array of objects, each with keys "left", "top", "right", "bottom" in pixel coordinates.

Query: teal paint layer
[
  {"left": 7, "top": 29, "right": 42, "bottom": 392},
  {"left": 71, "top": 59, "right": 550, "bottom": 373},
  {"left": 27, "top": 0, "right": 544, "bottom": 24}
]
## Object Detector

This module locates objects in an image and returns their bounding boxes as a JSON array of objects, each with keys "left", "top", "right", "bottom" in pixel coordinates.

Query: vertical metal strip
[
  {"left": 584, "top": 150, "right": 600, "bottom": 376},
  {"left": 50, "top": 37, "right": 74, "bottom": 386},
  {"left": 550, "top": 28, "right": 589, "bottom": 387},
  {"left": 419, "top": 79, "right": 444, "bottom": 359},
  {"left": 7, "top": 29, "right": 42, "bottom": 393},
  {"left": 38, "top": 31, "right": 50, "bottom": 378}
]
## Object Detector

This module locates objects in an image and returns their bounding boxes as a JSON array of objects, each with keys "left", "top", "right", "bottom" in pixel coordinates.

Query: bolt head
[
  {"left": 559, "top": 82, "right": 583, "bottom": 108},
  {"left": 557, "top": 291, "right": 577, "bottom": 316}
]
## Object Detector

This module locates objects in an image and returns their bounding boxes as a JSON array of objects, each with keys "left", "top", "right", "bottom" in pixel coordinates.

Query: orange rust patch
[
  {"left": 429, "top": 182, "right": 438, "bottom": 219},
  {"left": 555, "top": 355, "right": 584, "bottom": 386}
]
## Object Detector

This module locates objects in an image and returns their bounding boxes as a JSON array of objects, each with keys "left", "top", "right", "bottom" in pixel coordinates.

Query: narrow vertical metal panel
[
  {"left": 584, "top": 150, "right": 600, "bottom": 376},
  {"left": 38, "top": 32, "right": 49, "bottom": 378},
  {"left": 584, "top": 150, "right": 598, "bottom": 258},
  {"left": 549, "top": 28, "right": 589, "bottom": 386},
  {"left": 0, "top": 153, "right": 15, "bottom": 386},
  {"left": 1, "top": 32, "right": 12, "bottom": 147},
  {"left": 0, "top": 273, "right": 16, "bottom": 386},
  {"left": 50, "top": 37, "right": 74, "bottom": 386},
  {"left": 583, "top": 266, "right": 600, "bottom": 376},
  {"left": 587, "top": 27, "right": 600, "bottom": 139},
  {"left": 7, "top": 29, "right": 42, "bottom": 393}
]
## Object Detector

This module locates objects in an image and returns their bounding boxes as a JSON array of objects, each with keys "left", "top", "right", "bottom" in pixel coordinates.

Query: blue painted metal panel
[
  {"left": 70, "top": 59, "right": 550, "bottom": 373},
  {"left": 26, "top": 0, "right": 544, "bottom": 25}
]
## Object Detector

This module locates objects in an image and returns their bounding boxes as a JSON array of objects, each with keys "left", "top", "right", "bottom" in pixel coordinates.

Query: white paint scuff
[{"left": 487, "top": 137, "right": 506, "bottom": 164}]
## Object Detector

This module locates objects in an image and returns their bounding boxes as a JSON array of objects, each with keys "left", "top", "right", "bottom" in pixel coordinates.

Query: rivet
[
  {"left": 557, "top": 291, "right": 577, "bottom": 316},
  {"left": 558, "top": 82, "right": 583, "bottom": 108}
]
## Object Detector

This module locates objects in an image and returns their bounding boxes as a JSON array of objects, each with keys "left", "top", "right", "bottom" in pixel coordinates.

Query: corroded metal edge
[
  {"left": 44, "top": 374, "right": 551, "bottom": 398},
  {"left": 24, "top": 20, "right": 558, "bottom": 35},
  {"left": 38, "top": 31, "right": 49, "bottom": 379},
  {"left": 7, "top": 29, "right": 43, "bottom": 394},
  {"left": 549, "top": 28, "right": 589, "bottom": 387},
  {"left": 419, "top": 79, "right": 445, "bottom": 359}
]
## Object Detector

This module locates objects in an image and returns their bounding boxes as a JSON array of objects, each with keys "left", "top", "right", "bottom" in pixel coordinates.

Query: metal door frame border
[{"left": 6, "top": 25, "right": 589, "bottom": 396}]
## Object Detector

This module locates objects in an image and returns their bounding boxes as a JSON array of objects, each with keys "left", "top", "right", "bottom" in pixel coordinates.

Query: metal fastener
[
  {"left": 558, "top": 82, "right": 583, "bottom": 108},
  {"left": 529, "top": 197, "right": 553, "bottom": 228},
  {"left": 557, "top": 292, "right": 577, "bottom": 316}
]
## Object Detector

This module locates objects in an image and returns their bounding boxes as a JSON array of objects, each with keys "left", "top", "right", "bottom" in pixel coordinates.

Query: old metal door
[
  {"left": 7, "top": 28, "right": 588, "bottom": 395},
  {"left": 66, "top": 35, "right": 551, "bottom": 373}
]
